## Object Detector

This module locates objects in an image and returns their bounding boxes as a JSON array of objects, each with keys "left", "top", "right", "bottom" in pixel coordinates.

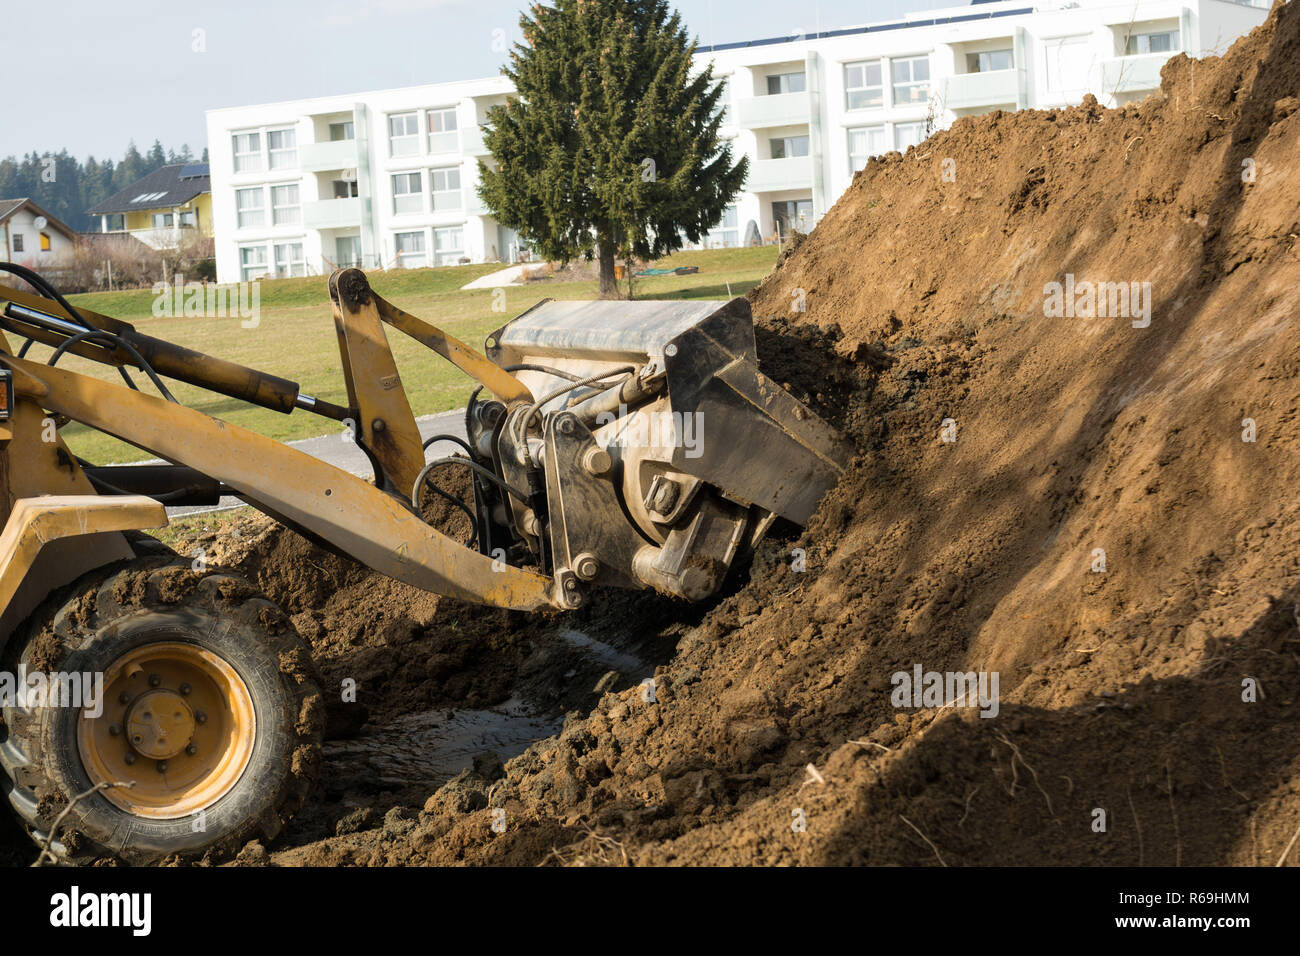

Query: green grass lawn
[{"left": 37, "top": 246, "right": 777, "bottom": 464}]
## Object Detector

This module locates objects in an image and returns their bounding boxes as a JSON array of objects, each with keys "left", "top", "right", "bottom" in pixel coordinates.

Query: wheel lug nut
[
  {"left": 118, "top": 692, "right": 131, "bottom": 704},
  {"left": 195, "top": 711, "right": 207, "bottom": 724},
  {"left": 148, "top": 674, "right": 162, "bottom": 687},
  {"left": 123, "top": 752, "right": 137, "bottom": 765},
  {"left": 186, "top": 743, "right": 198, "bottom": 756},
  {"left": 108, "top": 724, "right": 122, "bottom": 736},
  {"left": 156, "top": 760, "right": 168, "bottom": 773},
  {"left": 179, "top": 683, "right": 192, "bottom": 696}
]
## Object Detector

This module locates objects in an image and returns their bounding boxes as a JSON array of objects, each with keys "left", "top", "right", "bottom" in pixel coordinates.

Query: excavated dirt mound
[{"left": 255, "top": 4, "right": 1297, "bottom": 866}]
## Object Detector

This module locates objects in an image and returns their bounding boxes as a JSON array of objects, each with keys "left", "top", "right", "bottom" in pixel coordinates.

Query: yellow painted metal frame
[
  {"left": 0, "top": 355, "right": 557, "bottom": 611},
  {"left": 0, "top": 494, "right": 166, "bottom": 613}
]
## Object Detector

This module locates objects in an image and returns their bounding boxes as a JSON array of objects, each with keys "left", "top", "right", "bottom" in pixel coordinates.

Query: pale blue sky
[{"left": 6, "top": 0, "right": 951, "bottom": 160}]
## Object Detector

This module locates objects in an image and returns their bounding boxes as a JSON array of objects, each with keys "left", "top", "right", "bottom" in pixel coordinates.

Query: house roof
[
  {"left": 0, "top": 198, "right": 79, "bottom": 239},
  {"left": 86, "top": 163, "right": 211, "bottom": 216}
]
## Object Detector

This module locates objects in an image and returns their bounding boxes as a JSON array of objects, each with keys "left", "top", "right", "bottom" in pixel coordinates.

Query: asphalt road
[{"left": 163, "top": 409, "right": 469, "bottom": 517}]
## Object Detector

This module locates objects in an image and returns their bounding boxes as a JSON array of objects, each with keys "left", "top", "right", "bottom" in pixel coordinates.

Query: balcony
[
  {"left": 461, "top": 125, "right": 492, "bottom": 157},
  {"left": 465, "top": 188, "right": 491, "bottom": 217},
  {"left": 299, "top": 140, "right": 358, "bottom": 172},
  {"left": 735, "top": 92, "right": 809, "bottom": 129},
  {"left": 303, "top": 197, "right": 361, "bottom": 230},
  {"left": 1099, "top": 53, "right": 1167, "bottom": 95},
  {"left": 942, "top": 69, "right": 1019, "bottom": 110},
  {"left": 747, "top": 156, "right": 812, "bottom": 193}
]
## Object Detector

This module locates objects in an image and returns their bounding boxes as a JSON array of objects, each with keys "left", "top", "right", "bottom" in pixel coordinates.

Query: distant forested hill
[{"left": 0, "top": 141, "right": 209, "bottom": 232}]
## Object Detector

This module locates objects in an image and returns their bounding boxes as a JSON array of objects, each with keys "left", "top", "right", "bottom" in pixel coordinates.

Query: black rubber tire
[{"left": 0, "top": 556, "right": 324, "bottom": 864}]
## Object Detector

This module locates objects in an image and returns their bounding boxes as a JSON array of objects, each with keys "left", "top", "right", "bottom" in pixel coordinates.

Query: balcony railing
[
  {"left": 464, "top": 188, "right": 491, "bottom": 217},
  {"left": 747, "top": 156, "right": 812, "bottom": 192},
  {"left": 942, "top": 69, "right": 1019, "bottom": 110},
  {"left": 735, "top": 92, "right": 809, "bottom": 129},
  {"left": 300, "top": 140, "right": 359, "bottom": 172},
  {"left": 303, "top": 197, "right": 361, "bottom": 230},
  {"left": 1099, "top": 53, "right": 1167, "bottom": 95},
  {"left": 461, "top": 125, "right": 492, "bottom": 157}
]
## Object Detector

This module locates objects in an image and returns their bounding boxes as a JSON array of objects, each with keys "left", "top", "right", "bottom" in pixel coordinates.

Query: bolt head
[
  {"left": 148, "top": 673, "right": 162, "bottom": 687},
  {"left": 179, "top": 683, "right": 192, "bottom": 696},
  {"left": 194, "top": 711, "right": 207, "bottom": 724},
  {"left": 118, "top": 692, "right": 131, "bottom": 705},
  {"left": 557, "top": 416, "right": 575, "bottom": 436},
  {"left": 573, "top": 552, "right": 600, "bottom": 581},
  {"left": 123, "top": 752, "right": 137, "bottom": 765},
  {"left": 108, "top": 724, "right": 122, "bottom": 737},
  {"left": 156, "top": 760, "right": 168, "bottom": 773},
  {"left": 582, "top": 446, "right": 612, "bottom": 477},
  {"left": 186, "top": 743, "right": 198, "bottom": 756}
]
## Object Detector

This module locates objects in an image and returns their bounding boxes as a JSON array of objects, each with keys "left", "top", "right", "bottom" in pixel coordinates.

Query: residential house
[
  {"left": 87, "top": 163, "right": 212, "bottom": 250},
  {"left": 0, "top": 198, "right": 78, "bottom": 267}
]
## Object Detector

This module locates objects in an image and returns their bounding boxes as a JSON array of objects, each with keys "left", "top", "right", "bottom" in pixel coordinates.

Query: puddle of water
[
  {"left": 325, "top": 698, "right": 561, "bottom": 789},
  {"left": 555, "top": 628, "right": 646, "bottom": 674}
]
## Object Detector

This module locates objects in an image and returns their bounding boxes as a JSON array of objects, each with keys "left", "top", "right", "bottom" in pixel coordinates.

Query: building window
[
  {"left": 389, "top": 112, "right": 420, "bottom": 156},
  {"left": 104, "top": 214, "right": 124, "bottom": 232},
  {"left": 179, "top": 210, "right": 197, "bottom": 228},
  {"left": 770, "top": 135, "right": 810, "bottom": 159},
  {"left": 268, "top": 128, "right": 298, "bottom": 169},
  {"left": 966, "top": 49, "right": 1014, "bottom": 72},
  {"left": 10, "top": 233, "right": 21, "bottom": 252},
  {"left": 236, "top": 187, "right": 265, "bottom": 229},
  {"left": 845, "top": 60, "right": 884, "bottom": 110},
  {"left": 766, "top": 71, "right": 806, "bottom": 95},
  {"left": 433, "top": 226, "right": 464, "bottom": 265},
  {"left": 771, "top": 199, "right": 813, "bottom": 236},
  {"left": 706, "top": 206, "right": 738, "bottom": 247},
  {"left": 892, "top": 56, "right": 930, "bottom": 106},
  {"left": 847, "top": 125, "right": 887, "bottom": 172},
  {"left": 40, "top": 232, "right": 51, "bottom": 252},
  {"left": 333, "top": 179, "right": 359, "bottom": 198},
  {"left": 151, "top": 213, "right": 174, "bottom": 229},
  {"left": 233, "top": 132, "right": 262, "bottom": 173},
  {"left": 895, "top": 122, "right": 926, "bottom": 151},
  {"left": 716, "top": 77, "right": 732, "bottom": 124},
  {"left": 1125, "top": 29, "right": 1179, "bottom": 55},
  {"left": 430, "top": 167, "right": 462, "bottom": 211},
  {"left": 392, "top": 172, "right": 423, "bottom": 214},
  {"left": 428, "top": 108, "right": 459, "bottom": 153},
  {"left": 271, "top": 184, "right": 301, "bottom": 226},
  {"left": 274, "top": 242, "right": 306, "bottom": 278},
  {"left": 395, "top": 230, "right": 427, "bottom": 268},
  {"left": 239, "top": 245, "right": 268, "bottom": 281},
  {"left": 329, "top": 121, "right": 355, "bottom": 141}
]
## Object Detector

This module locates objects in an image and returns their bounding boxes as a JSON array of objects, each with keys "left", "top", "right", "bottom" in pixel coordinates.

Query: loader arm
[{"left": 0, "top": 352, "right": 558, "bottom": 611}]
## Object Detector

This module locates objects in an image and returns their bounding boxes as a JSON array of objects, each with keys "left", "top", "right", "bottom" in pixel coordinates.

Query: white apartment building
[{"left": 205, "top": 0, "right": 1268, "bottom": 284}]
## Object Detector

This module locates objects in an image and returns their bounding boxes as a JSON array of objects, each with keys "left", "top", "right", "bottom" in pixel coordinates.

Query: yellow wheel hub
[{"left": 78, "top": 642, "right": 256, "bottom": 819}]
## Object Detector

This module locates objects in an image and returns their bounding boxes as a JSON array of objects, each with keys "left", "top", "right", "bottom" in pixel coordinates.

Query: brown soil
[
  {"left": 5, "top": 4, "right": 1299, "bottom": 867},
  {"left": 267, "top": 4, "right": 1297, "bottom": 866}
]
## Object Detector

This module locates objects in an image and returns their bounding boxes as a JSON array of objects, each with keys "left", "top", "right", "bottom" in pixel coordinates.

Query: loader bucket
[{"left": 489, "top": 296, "right": 850, "bottom": 526}]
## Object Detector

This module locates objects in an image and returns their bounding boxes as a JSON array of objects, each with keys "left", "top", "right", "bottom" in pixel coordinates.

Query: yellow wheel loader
[{"left": 0, "top": 263, "right": 848, "bottom": 863}]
